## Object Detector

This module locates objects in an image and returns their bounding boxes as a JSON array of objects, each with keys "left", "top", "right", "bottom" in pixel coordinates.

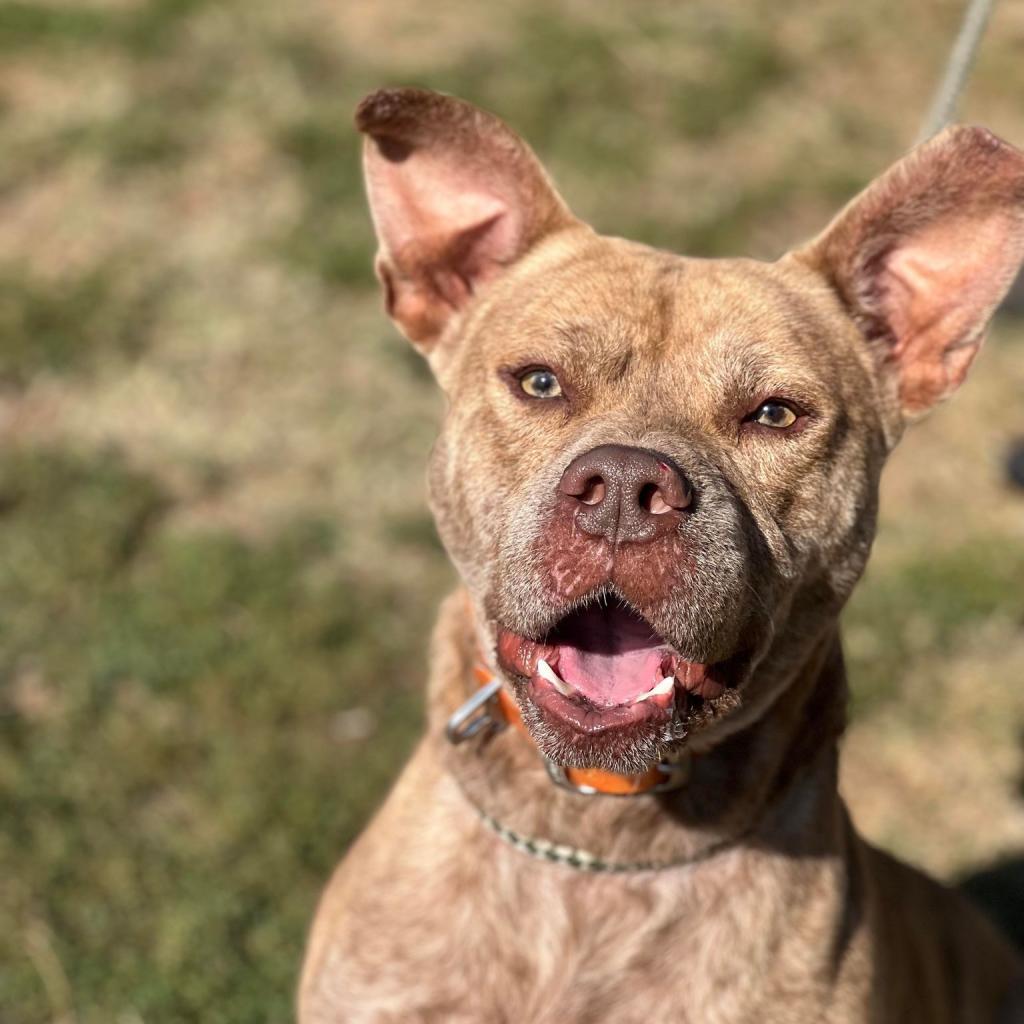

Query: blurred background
[{"left": 1, "top": 0, "right": 1023, "bottom": 1020}]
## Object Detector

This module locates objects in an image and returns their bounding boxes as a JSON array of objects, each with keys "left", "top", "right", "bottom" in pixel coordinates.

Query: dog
[{"left": 299, "top": 87, "right": 1024, "bottom": 1023}]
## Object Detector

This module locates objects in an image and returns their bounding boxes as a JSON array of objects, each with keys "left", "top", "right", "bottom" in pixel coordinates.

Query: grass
[
  {"left": 0, "top": 264, "right": 166, "bottom": 389},
  {"left": 274, "top": 107, "right": 377, "bottom": 287},
  {"left": 0, "top": 3, "right": 116, "bottom": 52},
  {"left": 845, "top": 539, "right": 1024, "bottom": 715},
  {"left": 0, "top": 449, "right": 424, "bottom": 1022},
  {"left": 1, "top": 0, "right": 1023, "bottom": 1019},
  {"left": 0, "top": 0, "right": 215, "bottom": 55}
]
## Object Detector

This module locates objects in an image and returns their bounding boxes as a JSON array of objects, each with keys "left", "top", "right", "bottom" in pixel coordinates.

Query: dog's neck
[{"left": 429, "top": 590, "right": 849, "bottom": 869}]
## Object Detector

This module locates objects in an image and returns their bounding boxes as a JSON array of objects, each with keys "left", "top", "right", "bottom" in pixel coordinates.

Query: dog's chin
[{"left": 495, "top": 597, "right": 743, "bottom": 774}]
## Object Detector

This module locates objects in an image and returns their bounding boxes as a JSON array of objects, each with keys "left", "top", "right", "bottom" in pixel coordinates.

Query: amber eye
[
  {"left": 519, "top": 368, "right": 563, "bottom": 399},
  {"left": 750, "top": 400, "right": 798, "bottom": 429}
]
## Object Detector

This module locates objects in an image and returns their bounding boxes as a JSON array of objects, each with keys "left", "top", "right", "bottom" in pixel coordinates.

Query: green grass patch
[
  {"left": 668, "top": 27, "right": 790, "bottom": 141},
  {"left": 274, "top": 106, "right": 377, "bottom": 287},
  {"left": 433, "top": 13, "right": 651, "bottom": 177},
  {"left": 646, "top": 176, "right": 797, "bottom": 257},
  {"left": 83, "top": 98, "right": 195, "bottom": 170},
  {"left": 0, "top": 0, "right": 215, "bottom": 55},
  {"left": 0, "top": 0, "right": 227, "bottom": 177},
  {"left": 0, "top": 2, "right": 114, "bottom": 52},
  {"left": 80, "top": 62, "right": 228, "bottom": 174},
  {"left": 0, "top": 448, "right": 428, "bottom": 1023},
  {"left": 0, "top": 264, "right": 166, "bottom": 388},
  {"left": 844, "top": 538, "right": 1024, "bottom": 716}
]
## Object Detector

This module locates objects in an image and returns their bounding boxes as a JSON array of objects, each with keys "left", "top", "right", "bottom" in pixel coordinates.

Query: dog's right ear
[
  {"left": 793, "top": 126, "right": 1024, "bottom": 420},
  {"left": 356, "top": 88, "right": 580, "bottom": 356}
]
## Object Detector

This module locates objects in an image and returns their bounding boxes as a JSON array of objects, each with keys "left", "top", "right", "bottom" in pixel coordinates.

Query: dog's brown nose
[{"left": 557, "top": 445, "right": 692, "bottom": 544}]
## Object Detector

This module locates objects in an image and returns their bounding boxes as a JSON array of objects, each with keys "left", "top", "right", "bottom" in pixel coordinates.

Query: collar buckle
[{"left": 445, "top": 678, "right": 504, "bottom": 745}]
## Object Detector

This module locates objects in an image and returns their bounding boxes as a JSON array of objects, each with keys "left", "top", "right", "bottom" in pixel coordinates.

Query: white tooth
[
  {"left": 652, "top": 674, "right": 676, "bottom": 696},
  {"left": 634, "top": 676, "right": 675, "bottom": 703},
  {"left": 536, "top": 658, "right": 558, "bottom": 683},
  {"left": 537, "top": 658, "right": 574, "bottom": 696}
]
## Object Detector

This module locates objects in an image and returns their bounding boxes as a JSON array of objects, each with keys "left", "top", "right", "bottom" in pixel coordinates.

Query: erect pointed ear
[
  {"left": 355, "top": 88, "right": 580, "bottom": 353},
  {"left": 793, "top": 125, "right": 1024, "bottom": 418}
]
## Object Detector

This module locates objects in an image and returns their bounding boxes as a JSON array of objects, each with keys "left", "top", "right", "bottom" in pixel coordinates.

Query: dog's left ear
[
  {"left": 794, "top": 125, "right": 1024, "bottom": 417},
  {"left": 356, "top": 87, "right": 580, "bottom": 356}
]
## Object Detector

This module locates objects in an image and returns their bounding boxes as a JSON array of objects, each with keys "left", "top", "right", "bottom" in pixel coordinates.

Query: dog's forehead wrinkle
[
  {"left": 555, "top": 259, "right": 842, "bottom": 396},
  {"left": 690, "top": 338, "right": 830, "bottom": 406},
  {"left": 462, "top": 240, "right": 870, "bottom": 428}
]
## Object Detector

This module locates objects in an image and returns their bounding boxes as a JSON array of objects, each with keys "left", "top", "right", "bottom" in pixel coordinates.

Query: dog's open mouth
[{"left": 496, "top": 598, "right": 727, "bottom": 739}]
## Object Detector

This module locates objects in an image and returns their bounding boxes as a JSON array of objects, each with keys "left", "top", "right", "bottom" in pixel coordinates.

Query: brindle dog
[{"left": 299, "top": 88, "right": 1024, "bottom": 1023}]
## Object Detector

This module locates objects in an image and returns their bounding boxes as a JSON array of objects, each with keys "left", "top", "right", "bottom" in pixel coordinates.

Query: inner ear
[
  {"left": 794, "top": 125, "right": 1024, "bottom": 418},
  {"left": 881, "top": 214, "right": 1013, "bottom": 413},
  {"left": 374, "top": 204, "right": 511, "bottom": 345},
  {"left": 356, "top": 88, "right": 580, "bottom": 355}
]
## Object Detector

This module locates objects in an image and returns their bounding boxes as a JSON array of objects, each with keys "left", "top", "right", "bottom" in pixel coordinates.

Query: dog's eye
[
  {"left": 749, "top": 400, "right": 798, "bottom": 429},
  {"left": 519, "top": 368, "right": 563, "bottom": 399}
]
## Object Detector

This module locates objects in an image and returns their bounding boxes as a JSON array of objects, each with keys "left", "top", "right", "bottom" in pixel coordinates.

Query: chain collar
[{"left": 475, "top": 806, "right": 749, "bottom": 873}]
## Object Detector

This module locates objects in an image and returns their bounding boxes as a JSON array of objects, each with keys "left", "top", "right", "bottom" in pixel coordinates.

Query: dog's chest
[{"left": 306, "top": 827, "right": 844, "bottom": 1024}]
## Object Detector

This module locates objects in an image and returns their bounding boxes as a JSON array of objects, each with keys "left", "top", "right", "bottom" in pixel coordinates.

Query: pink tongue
[
  {"left": 548, "top": 602, "right": 669, "bottom": 707},
  {"left": 556, "top": 646, "right": 667, "bottom": 706}
]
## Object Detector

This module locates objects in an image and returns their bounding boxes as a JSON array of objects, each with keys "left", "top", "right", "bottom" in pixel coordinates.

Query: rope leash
[{"left": 916, "top": 0, "right": 998, "bottom": 143}]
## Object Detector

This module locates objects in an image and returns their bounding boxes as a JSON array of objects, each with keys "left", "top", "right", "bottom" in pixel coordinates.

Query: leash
[{"left": 916, "top": 0, "right": 997, "bottom": 143}]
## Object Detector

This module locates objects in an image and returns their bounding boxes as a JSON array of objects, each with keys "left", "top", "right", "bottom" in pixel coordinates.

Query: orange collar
[{"left": 468, "top": 663, "right": 689, "bottom": 796}]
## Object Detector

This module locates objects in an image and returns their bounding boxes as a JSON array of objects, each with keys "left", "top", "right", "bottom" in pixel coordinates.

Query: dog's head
[{"left": 357, "top": 88, "right": 1024, "bottom": 774}]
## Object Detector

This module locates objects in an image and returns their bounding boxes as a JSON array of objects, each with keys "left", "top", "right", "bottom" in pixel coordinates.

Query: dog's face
[
  {"left": 428, "top": 245, "right": 886, "bottom": 774},
  {"left": 357, "top": 89, "right": 1024, "bottom": 773}
]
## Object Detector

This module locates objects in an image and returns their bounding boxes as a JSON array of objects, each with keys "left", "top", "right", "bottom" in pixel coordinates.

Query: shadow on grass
[
  {"left": 959, "top": 734, "right": 1024, "bottom": 954},
  {"left": 959, "top": 857, "right": 1024, "bottom": 952}
]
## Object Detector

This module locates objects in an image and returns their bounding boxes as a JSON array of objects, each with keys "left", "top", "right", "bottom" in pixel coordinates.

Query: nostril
[
  {"left": 578, "top": 476, "right": 606, "bottom": 506},
  {"left": 640, "top": 483, "right": 673, "bottom": 515},
  {"left": 558, "top": 447, "right": 693, "bottom": 536}
]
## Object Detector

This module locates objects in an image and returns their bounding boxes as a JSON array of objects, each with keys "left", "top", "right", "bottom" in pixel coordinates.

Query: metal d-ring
[{"left": 445, "top": 679, "right": 504, "bottom": 745}]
